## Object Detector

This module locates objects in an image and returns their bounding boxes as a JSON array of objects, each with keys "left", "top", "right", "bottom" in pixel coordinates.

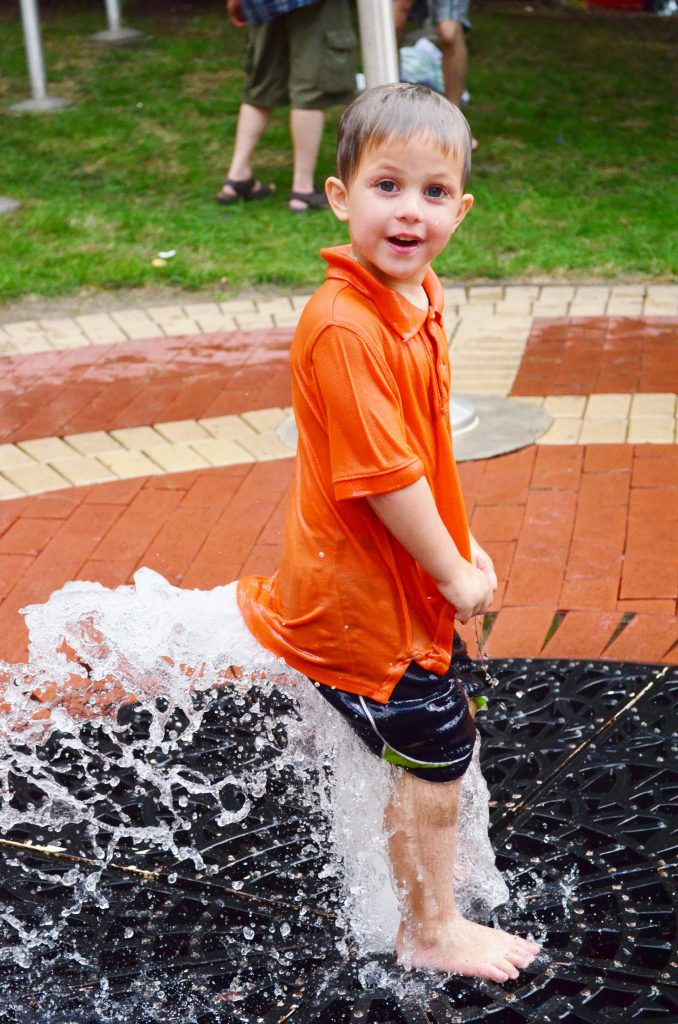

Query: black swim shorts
[{"left": 310, "top": 635, "right": 486, "bottom": 783}]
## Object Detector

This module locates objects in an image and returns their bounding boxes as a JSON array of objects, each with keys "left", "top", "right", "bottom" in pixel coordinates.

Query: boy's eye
[
  {"left": 377, "top": 180, "right": 397, "bottom": 193},
  {"left": 426, "top": 185, "right": 448, "bottom": 199}
]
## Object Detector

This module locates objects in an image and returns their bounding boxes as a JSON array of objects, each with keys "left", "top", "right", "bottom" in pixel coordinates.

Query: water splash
[{"left": 0, "top": 568, "right": 509, "bottom": 1017}]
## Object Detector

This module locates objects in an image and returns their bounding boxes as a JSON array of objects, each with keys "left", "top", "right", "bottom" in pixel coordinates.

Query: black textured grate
[{"left": 0, "top": 660, "right": 676, "bottom": 1023}]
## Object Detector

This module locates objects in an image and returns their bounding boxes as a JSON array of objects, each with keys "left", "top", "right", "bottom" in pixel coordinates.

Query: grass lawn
[{"left": 0, "top": 0, "right": 675, "bottom": 302}]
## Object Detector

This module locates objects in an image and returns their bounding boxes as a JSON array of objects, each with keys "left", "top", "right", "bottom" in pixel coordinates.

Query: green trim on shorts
[{"left": 382, "top": 743, "right": 451, "bottom": 770}]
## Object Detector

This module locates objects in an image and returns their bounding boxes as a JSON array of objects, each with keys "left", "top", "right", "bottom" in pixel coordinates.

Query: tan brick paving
[
  {"left": 64, "top": 431, "right": 125, "bottom": 456},
  {"left": 2, "top": 284, "right": 676, "bottom": 359},
  {"left": 1, "top": 283, "right": 676, "bottom": 499},
  {"left": 50, "top": 456, "right": 118, "bottom": 486}
]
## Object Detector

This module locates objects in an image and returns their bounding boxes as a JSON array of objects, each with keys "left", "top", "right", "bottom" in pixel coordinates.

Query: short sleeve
[{"left": 312, "top": 325, "right": 424, "bottom": 500}]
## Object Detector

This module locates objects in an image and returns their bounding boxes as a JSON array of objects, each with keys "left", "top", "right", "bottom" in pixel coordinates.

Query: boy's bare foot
[{"left": 396, "top": 915, "right": 540, "bottom": 983}]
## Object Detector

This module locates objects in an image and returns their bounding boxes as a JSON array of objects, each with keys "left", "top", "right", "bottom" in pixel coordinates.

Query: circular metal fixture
[
  {"left": 277, "top": 395, "right": 553, "bottom": 463},
  {"left": 449, "top": 395, "right": 479, "bottom": 436},
  {"left": 0, "top": 660, "right": 675, "bottom": 1022},
  {"left": 0, "top": 197, "right": 22, "bottom": 215}
]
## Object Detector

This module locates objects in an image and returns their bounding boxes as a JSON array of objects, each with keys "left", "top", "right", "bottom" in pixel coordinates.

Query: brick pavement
[{"left": 0, "top": 282, "right": 676, "bottom": 668}]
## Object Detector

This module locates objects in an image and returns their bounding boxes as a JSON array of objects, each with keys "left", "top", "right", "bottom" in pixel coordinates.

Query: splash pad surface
[{"left": 0, "top": 574, "right": 675, "bottom": 1024}]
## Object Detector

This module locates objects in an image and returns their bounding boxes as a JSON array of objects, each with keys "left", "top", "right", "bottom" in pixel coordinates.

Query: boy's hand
[
  {"left": 436, "top": 559, "right": 494, "bottom": 624},
  {"left": 470, "top": 535, "right": 498, "bottom": 591}
]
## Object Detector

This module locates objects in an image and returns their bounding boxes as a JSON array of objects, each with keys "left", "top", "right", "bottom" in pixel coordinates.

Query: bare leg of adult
[
  {"left": 385, "top": 768, "right": 540, "bottom": 981},
  {"left": 218, "top": 102, "right": 276, "bottom": 201},
  {"left": 393, "top": 0, "right": 414, "bottom": 38},
  {"left": 289, "top": 108, "right": 328, "bottom": 211},
  {"left": 437, "top": 19, "right": 478, "bottom": 149}
]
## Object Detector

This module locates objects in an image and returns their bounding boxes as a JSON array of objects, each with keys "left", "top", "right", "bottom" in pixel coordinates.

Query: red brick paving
[
  {"left": 0, "top": 329, "right": 293, "bottom": 443},
  {"left": 511, "top": 316, "right": 678, "bottom": 396},
  {"left": 0, "top": 314, "right": 676, "bottom": 671},
  {"left": 0, "top": 444, "right": 676, "bottom": 667}
]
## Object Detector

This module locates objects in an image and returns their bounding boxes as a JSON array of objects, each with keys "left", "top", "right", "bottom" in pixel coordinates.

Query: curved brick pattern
[
  {"left": 0, "top": 460, "right": 294, "bottom": 663},
  {"left": 511, "top": 316, "right": 678, "bottom": 396},
  {"left": 0, "top": 329, "right": 293, "bottom": 445},
  {"left": 0, "top": 407, "right": 294, "bottom": 497},
  {"left": 1, "top": 444, "right": 675, "bottom": 667},
  {"left": 1, "top": 285, "right": 676, "bottom": 667}
]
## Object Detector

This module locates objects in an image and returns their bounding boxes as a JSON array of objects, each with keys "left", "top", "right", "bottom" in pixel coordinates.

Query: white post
[
  {"left": 9, "top": 0, "right": 71, "bottom": 113},
  {"left": 90, "top": 0, "right": 145, "bottom": 44},
  {"left": 355, "top": 0, "right": 399, "bottom": 90},
  {"left": 0, "top": 197, "right": 22, "bottom": 214},
  {"left": 19, "top": 0, "right": 47, "bottom": 100},
  {"left": 105, "top": 0, "right": 123, "bottom": 33}
]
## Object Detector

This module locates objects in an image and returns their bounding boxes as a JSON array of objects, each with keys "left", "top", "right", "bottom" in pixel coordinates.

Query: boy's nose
[{"left": 397, "top": 190, "right": 423, "bottom": 220}]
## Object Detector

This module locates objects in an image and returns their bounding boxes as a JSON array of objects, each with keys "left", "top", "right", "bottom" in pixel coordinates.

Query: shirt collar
[{"left": 321, "top": 245, "right": 444, "bottom": 341}]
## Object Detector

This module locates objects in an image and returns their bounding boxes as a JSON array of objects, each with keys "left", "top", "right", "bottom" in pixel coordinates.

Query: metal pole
[
  {"left": 355, "top": 0, "right": 399, "bottom": 90},
  {"left": 105, "top": 0, "right": 123, "bottom": 33},
  {"left": 9, "top": 0, "right": 71, "bottom": 113},
  {"left": 90, "top": 0, "right": 145, "bottom": 44},
  {"left": 18, "top": 0, "right": 47, "bottom": 100},
  {"left": 0, "top": 197, "right": 22, "bottom": 214}
]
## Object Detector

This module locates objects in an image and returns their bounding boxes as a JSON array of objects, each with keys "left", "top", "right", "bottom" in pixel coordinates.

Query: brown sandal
[
  {"left": 288, "top": 190, "right": 329, "bottom": 213},
  {"left": 216, "top": 177, "right": 275, "bottom": 205}
]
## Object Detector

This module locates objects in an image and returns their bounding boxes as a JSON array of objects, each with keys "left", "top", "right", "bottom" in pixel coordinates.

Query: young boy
[{"left": 237, "top": 83, "right": 540, "bottom": 983}]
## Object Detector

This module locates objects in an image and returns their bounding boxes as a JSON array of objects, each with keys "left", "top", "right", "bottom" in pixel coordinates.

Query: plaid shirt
[{"left": 239, "top": 0, "right": 319, "bottom": 25}]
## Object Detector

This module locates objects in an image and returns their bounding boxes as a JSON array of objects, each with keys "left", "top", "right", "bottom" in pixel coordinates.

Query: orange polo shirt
[{"left": 237, "top": 245, "right": 471, "bottom": 704}]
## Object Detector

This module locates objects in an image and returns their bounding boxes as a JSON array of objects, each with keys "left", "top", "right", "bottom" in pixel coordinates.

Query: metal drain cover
[
  {"left": 0, "top": 660, "right": 675, "bottom": 1023},
  {"left": 277, "top": 395, "right": 552, "bottom": 463}
]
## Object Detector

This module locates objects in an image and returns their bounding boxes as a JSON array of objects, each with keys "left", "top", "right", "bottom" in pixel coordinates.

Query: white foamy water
[{"left": 0, "top": 568, "right": 508, "bottom": 963}]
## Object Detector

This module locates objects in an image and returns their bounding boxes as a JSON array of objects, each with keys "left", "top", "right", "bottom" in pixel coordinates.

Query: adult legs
[
  {"left": 218, "top": 102, "right": 276, "bottom": 201},
  {"left": 436, "top": 18, "right": 467, "bottom": 108},
  {"left": 437, "top": 18, "right": 478, "bottom": 149},
  {"left": 289, "top": 107, "right": 326, "bottom": 210},
  {"left": 385, "top": 767, "right": 540, "bottom": 982},
  {"left": 393, "top": 0, "right": 414, "bottom": 37}
]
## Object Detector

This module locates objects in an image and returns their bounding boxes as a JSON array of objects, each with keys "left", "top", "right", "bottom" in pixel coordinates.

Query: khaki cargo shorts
[{"left": 242, "top": 0, "right": 357, "bottom": 110}]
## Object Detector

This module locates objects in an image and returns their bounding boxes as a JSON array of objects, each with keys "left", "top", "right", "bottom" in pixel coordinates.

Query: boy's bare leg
[
  {"left": 221, "top": 102, "right": 274, "bottom": 197},
  {"left": 385, "top": 768, "right": 540, "bottom": 982}
]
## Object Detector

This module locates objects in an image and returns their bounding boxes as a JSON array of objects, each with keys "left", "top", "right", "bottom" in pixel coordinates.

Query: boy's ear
[
  {"left": 325, "top": 176, "right": 349, "bottom": 222},
  {"left": 452, "top": 193, "right": 474, "bottom": 232}
]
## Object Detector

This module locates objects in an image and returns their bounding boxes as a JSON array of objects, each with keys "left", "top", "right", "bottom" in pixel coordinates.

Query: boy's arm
[{"left": 367, "top": 478, "right": 495, "bottom": 623}]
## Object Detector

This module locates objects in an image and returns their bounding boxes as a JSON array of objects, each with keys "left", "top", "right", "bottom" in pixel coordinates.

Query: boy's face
[{"left": 326, "top": 135, "right": 473, "bottom": 300}]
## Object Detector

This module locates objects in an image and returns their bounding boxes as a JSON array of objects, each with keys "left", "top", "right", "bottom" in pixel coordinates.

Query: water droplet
[{"left": 243, "top": 926, "right": 255, "bottom": 940}]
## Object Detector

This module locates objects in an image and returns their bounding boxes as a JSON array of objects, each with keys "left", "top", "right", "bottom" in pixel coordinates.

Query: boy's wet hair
[{"left": 336, "top": 83, "right": 472, "bottom": 189}]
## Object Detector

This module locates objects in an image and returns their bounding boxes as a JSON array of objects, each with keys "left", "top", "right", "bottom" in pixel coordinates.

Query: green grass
[{"left": 0, "top": 1, "right": 675, "bottom": 301}]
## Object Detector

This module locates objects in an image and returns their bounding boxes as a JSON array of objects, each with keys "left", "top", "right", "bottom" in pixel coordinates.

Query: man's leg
[
  {"left": 218, "top": 102, "right": 275, "bottom": 200},
  {"left": 289, "top": 108, "right": 326, "bottom": 210},
  {"left": 436, "top": 18, "right": 467, "bottom": 108},
  {"left": 436, "top": 18, "right": 478, "bottom": 148},
  {"left": 385, "top": 768, "right": 540, "bottom": 982},
  {"left": 394, "top": 0, "right": 415, "bottom": 37}
]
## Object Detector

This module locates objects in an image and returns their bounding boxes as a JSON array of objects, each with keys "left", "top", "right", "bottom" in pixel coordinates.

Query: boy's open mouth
[{"left": 388, "top": 235, "right": 421, "bottom": 250}]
